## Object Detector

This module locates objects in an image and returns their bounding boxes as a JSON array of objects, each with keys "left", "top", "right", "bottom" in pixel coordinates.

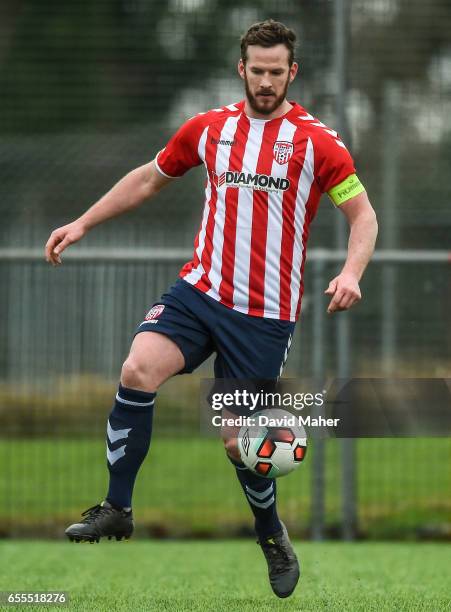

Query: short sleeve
[
  {"left": 155, "top": 115, "right": 205, "bottom": 178},
  {"left": 315, "top": 136, "right": 357, "bottom": 195}
]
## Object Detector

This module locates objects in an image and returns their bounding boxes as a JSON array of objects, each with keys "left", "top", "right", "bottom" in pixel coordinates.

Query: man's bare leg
[{"left": 121, "top": 331, "right": 185, "bottom": 392}]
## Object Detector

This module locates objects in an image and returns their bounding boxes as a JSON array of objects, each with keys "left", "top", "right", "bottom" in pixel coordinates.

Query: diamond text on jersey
[{"left": 211, "top": 170, "right": 290, "bottom": 193}]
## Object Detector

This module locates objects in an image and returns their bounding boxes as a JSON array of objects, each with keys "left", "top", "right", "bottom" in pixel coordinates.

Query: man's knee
[
  {"left": 120, "top": 332, "right": 185, "bottom": 392},
  {"left": 223, "top": 436, "right": 241, "bottom": 463},
  {"left": 121, "top": 357, "right": 157, "bottom": 392}
]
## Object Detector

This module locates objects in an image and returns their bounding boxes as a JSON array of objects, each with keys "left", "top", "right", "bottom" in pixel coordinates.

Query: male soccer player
[{"left": 45, "top": 20, "right": 377, "bottom": 598}]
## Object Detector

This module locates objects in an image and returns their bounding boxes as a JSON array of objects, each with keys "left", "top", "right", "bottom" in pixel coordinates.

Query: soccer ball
[{"left": 237, "top": 408, "right": 307, "bottom": 478}]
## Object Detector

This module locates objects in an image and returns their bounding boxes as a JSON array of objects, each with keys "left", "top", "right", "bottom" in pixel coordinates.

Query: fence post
[
  {"left": 311, "top": 257, "right": 325, "bottom": 540},
  {"left": 334, "top": 0, "right": 357, "bottom": 540},
  {"left": 381, "top": 82, "right": 401, "bottom": 374},
  {"left": 341, "top": 437, "right": 357, "bottom": 539}
]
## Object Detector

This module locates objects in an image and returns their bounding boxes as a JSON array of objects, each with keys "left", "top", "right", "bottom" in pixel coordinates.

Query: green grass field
[
  {"left": 1, "top": 437, "right": 450, "bottom": 537},
  {"left": 0, "top": 541, "right": 450, "bottom": 611}
]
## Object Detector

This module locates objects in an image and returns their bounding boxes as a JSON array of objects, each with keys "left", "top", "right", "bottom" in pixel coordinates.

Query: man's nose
[{"left": 260, "top": 76, "right": 273, "bottom": 89}]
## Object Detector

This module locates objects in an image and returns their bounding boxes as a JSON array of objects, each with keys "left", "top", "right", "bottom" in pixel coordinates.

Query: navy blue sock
[
  {"left": 106, "top": 383, "right": 155, "bottom": 509},
  {"left": 230, "top": 457, "right": 282, "bottom": 539}
]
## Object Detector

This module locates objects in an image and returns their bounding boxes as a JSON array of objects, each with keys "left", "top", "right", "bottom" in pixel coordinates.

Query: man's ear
[
  {"left": 289, "top": 62, "right": 299, "bottom": 83},
  {"left": 238, "top": 59, "right": 245, "bottom": 80}
]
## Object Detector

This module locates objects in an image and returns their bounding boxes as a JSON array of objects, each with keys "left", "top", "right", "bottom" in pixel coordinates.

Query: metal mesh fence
[
  {"left": 0, "top": 254, "right": 449, "bottom": 538},
  {"left": 0, "top": 0, "right": 450, "bottom": 539}
]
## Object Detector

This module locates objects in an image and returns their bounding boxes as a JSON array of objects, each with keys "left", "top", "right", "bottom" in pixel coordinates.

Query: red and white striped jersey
[{"left": 155, "top": 100, "right": 358, "bottom": 321}]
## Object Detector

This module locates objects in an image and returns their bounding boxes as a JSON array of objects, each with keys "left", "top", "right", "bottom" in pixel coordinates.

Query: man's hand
[
  {"left": 45, "top": 221, "right": 87, "bottom": 265},
  {"left": 324, "top": 272, "right": 361, "bottom": 314},
  {"left": 323, "top": 190, "right": 377, "bottom": 313}
]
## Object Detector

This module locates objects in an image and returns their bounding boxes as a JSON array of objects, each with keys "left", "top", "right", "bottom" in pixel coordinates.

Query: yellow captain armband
[{"left": 327, "top": 174, "right": 366, "bottom": 206}]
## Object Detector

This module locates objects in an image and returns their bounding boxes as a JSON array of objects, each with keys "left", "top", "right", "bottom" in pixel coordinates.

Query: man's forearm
[
  {"left": 45, "top": 161, "right": 172, "bottom": 265},
  {"left": 341, "top": 208, "right": 378, "bottom": 281},
  {"left": 78, "top": 163, "right": 155, "bottom": 231}
]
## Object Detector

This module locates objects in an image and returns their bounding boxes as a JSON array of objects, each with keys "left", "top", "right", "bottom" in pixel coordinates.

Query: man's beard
[{"left": 244, "top": 73, "right": 290, "bottom": 116}]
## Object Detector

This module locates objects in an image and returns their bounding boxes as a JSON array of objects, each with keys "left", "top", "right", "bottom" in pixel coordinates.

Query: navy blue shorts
[{"left": 136, "top": 278, "right": 295, "bottom": 379}]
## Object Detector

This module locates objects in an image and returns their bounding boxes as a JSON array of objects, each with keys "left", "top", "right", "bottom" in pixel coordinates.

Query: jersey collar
[{"left": 236, "top": 99, "right": 303, "bottom": 123}]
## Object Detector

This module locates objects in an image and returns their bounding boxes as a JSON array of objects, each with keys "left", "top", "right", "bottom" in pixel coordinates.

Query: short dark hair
[{"left": 240, "top": 19, "right": 296, "bottom": 66}]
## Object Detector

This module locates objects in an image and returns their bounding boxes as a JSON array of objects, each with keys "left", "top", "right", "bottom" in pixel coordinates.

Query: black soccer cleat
[
  {"left": 65, "top": 500, "right": 134, "bottom": 543},
  {"left": 257, "top": 521, "right": 300, "bottom": 598}
]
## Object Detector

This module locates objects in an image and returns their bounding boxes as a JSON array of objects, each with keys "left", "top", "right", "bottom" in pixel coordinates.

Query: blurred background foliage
[{"left": 0, "top": 0, "right": 450, "bottom": 246}]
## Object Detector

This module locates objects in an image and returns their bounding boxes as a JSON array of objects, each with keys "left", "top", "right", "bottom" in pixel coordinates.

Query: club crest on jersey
[
  {"left": 145, "top": 305, "right": 165, "bottom": 321},
  {"left": 273, "top": 141, "right": 294, "bottom": 165}
]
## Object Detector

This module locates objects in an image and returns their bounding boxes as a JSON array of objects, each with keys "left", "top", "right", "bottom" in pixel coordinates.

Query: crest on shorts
[
  {"left": 145, "top": 305, "right": 165, "bottom": 320},
  {"left": 273, "top": 141, "right": 294, "bottom": 165}
]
